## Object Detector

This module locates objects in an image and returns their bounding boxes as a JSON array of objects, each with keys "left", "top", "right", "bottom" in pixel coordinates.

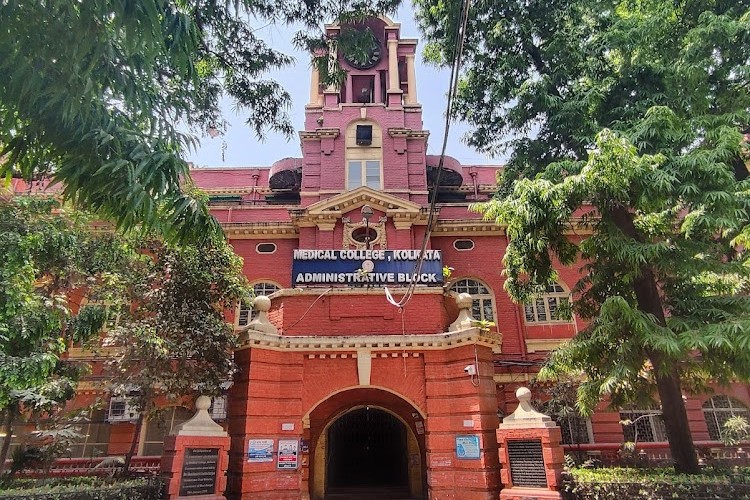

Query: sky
[{"left": 186, "top": 4, "right": 504, "bottom": 168}]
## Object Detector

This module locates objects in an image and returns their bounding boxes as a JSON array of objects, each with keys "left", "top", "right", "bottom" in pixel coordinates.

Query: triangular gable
[
  {"left": 291, "top": 187, "right": 427, "bottom": 229},
  {"left": 306, "top": 187, "right": 422, "bottom": 217}
]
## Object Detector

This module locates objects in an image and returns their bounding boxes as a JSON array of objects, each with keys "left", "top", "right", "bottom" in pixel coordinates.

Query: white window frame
[
  {"left": 347, "top": 160, "right": 382, "bottom": 190},
  {"left": 523, "top": 282, "right": 572, "bottom": 324},
  {"left": 142, "top": 406, "right": 193, "bottom": 456},
  {"left": 449, "top": 278, "right": 495, "bottom": 322},
  {"left": 69, "top": 408, "right": 111, "bottom": 458},
  {"left": 620, "top": 409, "right": 668, "bottom": 443},
  {"left": 702, "top": 395, "right": 749, "bottom": 441},
  {"left": 236, "top": 281, "right": 281, "bottom": 328},
  {"left": 107, "top": 397, "right": 139, "bottom": 423},
  {"left": 559, "top": 415, "right": 594, "bottom": 445},
  {"left": 255, "top": 242, "right": 277, "bottom": 254},
  {"left": 209, "top": 395, "right": 228, "bottom": 421},
  {"left": 453, "top": 239, "right": 475, "bottom": 251}
]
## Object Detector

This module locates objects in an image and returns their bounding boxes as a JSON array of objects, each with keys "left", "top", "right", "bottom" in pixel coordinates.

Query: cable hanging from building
[{"left": 385, "top": 0, "right": 473, "bottom": 310}]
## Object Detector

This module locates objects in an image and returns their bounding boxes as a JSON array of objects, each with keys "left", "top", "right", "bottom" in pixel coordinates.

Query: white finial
[
  {"left": 196, "top": 395, "right": 211, "bottom": 411},
  {"left": 170, "top": 396, "right": 228, "bottom": 437},
  {"left": 498, "top": 386, "right": 556, "bottom": 429},
  {"left": 244, "top": 295, "right": 277, "bottom": 335},
  {"left": 253, "top": 295, "right": 271, "bottom": 312},
  {"left": 449, "top": 293, "right": 475, "bottom": 331}
]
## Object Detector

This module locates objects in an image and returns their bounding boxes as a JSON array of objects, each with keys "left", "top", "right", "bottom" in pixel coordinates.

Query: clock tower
[{"left": 299, "top": 16, "right": 427, "bottom": 207}]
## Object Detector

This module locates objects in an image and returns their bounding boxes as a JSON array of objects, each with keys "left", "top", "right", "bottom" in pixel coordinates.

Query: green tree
[
  {"left": 0, "top": 0, "right": 400, "bottom": 242},
  {"left": 0, "top": 196, "right": 140, "bottom": 474},
  {"left": 415, "top": 0, "right": 750, "bottom": 473},
  {"left": 103, "top": 235, "right": 249, "bottom": 473}
]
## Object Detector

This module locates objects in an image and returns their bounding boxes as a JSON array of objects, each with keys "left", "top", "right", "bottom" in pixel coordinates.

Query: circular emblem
[{"left": 361, "top": 259, "right": 375, "bottom": 273}]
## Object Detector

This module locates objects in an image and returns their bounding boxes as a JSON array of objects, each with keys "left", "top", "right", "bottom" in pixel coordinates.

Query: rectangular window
[
  {"left": 348, "top": 161, "right": 361, "bottom": 190},
  {"left": 620, "top": 411, "right": 668, "bottom": 442},
  {"left": 69, "top": 409, "right": 111, "bottom": 458},
  {"left": 347, "top": 160, "right": 381, "bottom": 190},
  {"left": 366, "top": 161, "right": 380, "bottom": 189},
  {"left": 560, "top": 416, "right": 592, "bottom": 445}
]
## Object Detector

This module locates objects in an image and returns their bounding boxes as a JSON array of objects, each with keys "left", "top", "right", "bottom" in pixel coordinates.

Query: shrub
[
  {"left": 563, "top": 467, "right": 750, "bottom": 500},
  {"left": 722, "top": 416, "right": 750, "bottom": 446},
  {"left": 0, "top": 476, "right": 162, "bottom": 500}
]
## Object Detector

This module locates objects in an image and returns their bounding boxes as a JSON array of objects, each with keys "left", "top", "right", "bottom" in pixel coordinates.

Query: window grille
[
  {"left": 620, "top": 410, "right": 668, "bottom": 442},
  {"left": 541, "top": 402, "right": 593, "bottom": 445},
  {"left": 106, "top": 397, "right": 138, "bottom": 423},
  {"left": 449, "top": 279, "right": 495, "bottom": 322},
  {"left": 523, "top": 283, "right": 571, "bottom": 323},
  {"left": 703, "top": 395, "right": 749, "bottom": 441},
  {"left": 559, "top": 415, "right": 593, "bottom": 445}
]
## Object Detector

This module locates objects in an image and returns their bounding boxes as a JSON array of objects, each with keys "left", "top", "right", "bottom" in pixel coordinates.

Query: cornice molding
[
  {"left": 236, "top": 326, "right": 502, "bottom": 352},
  {"left": 299, "top": 128, "right": 341, "bottom": 141},
  {"left": 222, "top": 222, "right": 298, "bottom": 239},
  {"left": 432, "top": 219, "right": 505, "bottom": 236},
  {"left": 203, "top": 187, "right": 271, "bottom": 196},
  {"left": 387, "top": 127, "right": 429, "bottom": 139}
]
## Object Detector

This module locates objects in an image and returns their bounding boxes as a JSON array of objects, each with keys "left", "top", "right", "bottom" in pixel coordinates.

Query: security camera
[{"left": 464, "top": 365, "right": 477, "bottom": 376}]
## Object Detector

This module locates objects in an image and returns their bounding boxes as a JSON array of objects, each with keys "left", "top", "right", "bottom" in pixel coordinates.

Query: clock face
[{"left": 343, "top": 40, "right": 382, "bottom": 69}]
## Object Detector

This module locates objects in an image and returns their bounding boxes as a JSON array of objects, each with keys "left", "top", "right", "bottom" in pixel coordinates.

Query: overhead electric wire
[{"left": 385, "top": 0, "right": 472, "bottom": 310}]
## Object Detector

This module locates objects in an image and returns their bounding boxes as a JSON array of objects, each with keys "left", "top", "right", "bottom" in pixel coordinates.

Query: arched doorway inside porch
[
  {"left": 326, "top": 406, "right": 408, "bottom": 496},
  {"left": 307, "top": 387, "right": 426, "bottom": 500}
]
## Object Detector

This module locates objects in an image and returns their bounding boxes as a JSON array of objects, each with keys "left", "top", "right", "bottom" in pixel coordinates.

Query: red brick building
[{"left": 11, "top": 14, "right": 750, "bottom": 500}]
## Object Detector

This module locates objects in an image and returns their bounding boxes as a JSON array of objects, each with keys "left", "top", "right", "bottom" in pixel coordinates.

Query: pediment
[
  {"left": 291, "top": 187, "right": 428, "bottom": 228},
  {"left": 309, "top": 187, "right": 422, "bottom": 215}
]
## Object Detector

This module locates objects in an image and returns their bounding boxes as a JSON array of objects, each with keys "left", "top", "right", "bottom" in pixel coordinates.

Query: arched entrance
[
  {"left": 326, "top": 407, "right": 408, "bottom": 496},
  {"left": 306, "top": 388, "right": 426, "bottom": 500}
]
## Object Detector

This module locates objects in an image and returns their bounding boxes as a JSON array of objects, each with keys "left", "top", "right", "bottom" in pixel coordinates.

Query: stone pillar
[
  {"left": 161, "top": 396, "right": 231, "bottom": 500},
  {"left": 387, "top": 37, "right": 403, "bottom": 107},
  {"left": 496, "top": 388, "right": 564, "bottom": 500},
  {"left": 388, "top": 38, "right": 399, "bottom": 92},
  {"left": 324, "top": 42, "right": 339, "bottom": 107},
  {"left": 405, "top": 53, "right": 417, "bottom": 104},
  {"left": 309, "top": 62, "right": 321, "bottom": 106}
]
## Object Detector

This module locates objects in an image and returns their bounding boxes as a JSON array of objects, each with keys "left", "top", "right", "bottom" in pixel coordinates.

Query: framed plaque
[
  {"left": 507, "top": 439, "right": 547, "bottom": 488},
  {"left": 179, "top": 448, "right": 219, "bottom": 496}
]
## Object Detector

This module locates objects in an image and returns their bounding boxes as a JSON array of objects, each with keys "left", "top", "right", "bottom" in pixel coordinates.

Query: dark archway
[{"left": 326, "top": 407, "right": 408, "bottom": 495}]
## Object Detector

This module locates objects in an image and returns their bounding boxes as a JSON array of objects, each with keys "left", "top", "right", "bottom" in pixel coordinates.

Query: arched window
[
  {"left": 142, "top": 406, "right": 193, "bottom": 456},
  {"left": 69, "top": 408, "right": 111, "bottom": 458},
  {"left": 523, "top": 282, "right": 572, "bottom": 323},
  {"left": 703, "top": 395, "right": 749, "bottom": 441},
  {"left": 449, "top": 279, "right": 495, "bottom": 322},
  {"left": 236, "top": 281, "right": 281, "bottom": 328}
]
